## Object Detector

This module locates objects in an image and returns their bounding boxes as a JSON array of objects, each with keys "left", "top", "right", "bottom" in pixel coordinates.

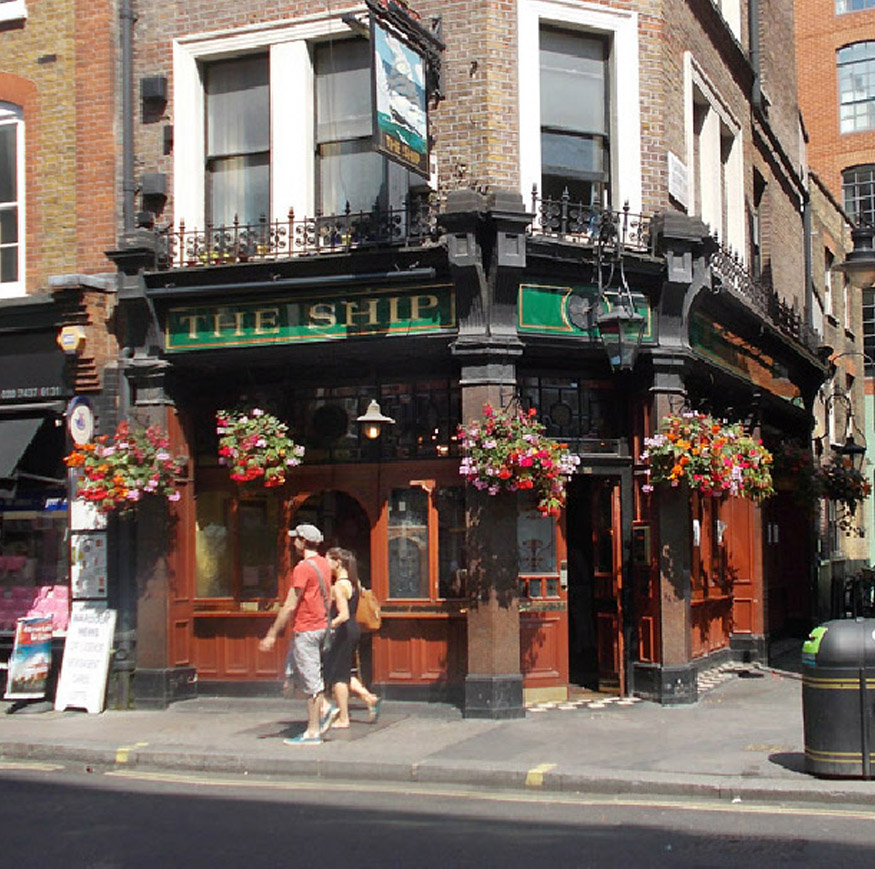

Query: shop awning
[{"left": 0, "top": 417, "right": 44, "bottom": 479}]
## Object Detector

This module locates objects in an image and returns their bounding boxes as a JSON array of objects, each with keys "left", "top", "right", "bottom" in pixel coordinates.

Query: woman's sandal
[{"left": 368, "top": 697, "right": 382, "bottom": 723}]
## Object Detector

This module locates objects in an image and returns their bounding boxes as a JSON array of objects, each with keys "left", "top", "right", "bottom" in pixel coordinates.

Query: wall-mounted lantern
[{"left": 357, "top": 400, "right": 395, "bottom": 440}]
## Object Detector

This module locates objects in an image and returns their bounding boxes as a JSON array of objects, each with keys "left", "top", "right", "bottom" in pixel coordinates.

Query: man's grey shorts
[{"left": 292, "top": 629, "right": 326, "bottom": 697}]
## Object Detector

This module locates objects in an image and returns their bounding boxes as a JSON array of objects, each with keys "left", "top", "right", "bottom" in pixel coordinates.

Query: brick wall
[
  {"left": 0, "top": 0, "right": 117, "bottom": 293},
  {"left": 794, "top": 0, "right": 875, "bottom": 205}
]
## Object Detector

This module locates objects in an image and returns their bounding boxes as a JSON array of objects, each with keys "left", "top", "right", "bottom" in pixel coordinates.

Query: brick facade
[{"left": 795, "top": 0, "right": 875, "bottom": 204}]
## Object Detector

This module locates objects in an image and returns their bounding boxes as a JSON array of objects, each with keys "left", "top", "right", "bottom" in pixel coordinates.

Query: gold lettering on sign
[
  {"left": 343, "top": 299, "right": 379, "bottom": 327},
  {"left": 387, "top": 296, "right": 402, "bottom": 323},
  {"left": 308, "top": 303, "right": 337, "bottom": 327},
  {"left": 410, "top": 295, "right": 438, "bottom": 320},
  {"left": 253, "top": 308, "right": 280, "bottom": 335},
  {"left": 212, "top": 310, "right": 245, "bottom": 337},
  {"left": 177, "top": 313, "right": 205, "bottom": 339}
]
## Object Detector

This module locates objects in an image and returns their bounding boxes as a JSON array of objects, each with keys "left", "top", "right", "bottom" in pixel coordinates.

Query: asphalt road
[{"left": 3, "top": 760, "right": 875, "bottom": 867}]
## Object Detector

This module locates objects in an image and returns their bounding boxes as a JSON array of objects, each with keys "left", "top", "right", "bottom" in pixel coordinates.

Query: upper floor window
[
  {"left": 843, "top": 164, "right": 875, "bottom": 225},
  {"left": 838, "top": 43, "right": 875, "bottom": 133},
  {"left": 315, "top": 40, "right": 387, "bottom": 215},
  {"left": 175, "top": 22, "right": 412, "bottom": 236},
  {"left": 837, "top": 0, "right": 875, "bottom": 12},
  {"left": 539, "top": 27, "right": 609, "bottom": 206},
  {"left": 204, "top": 55, "right": 269, "bottom": 227},
  {"left": 518, "top": 0, "right": 642, "bottom": 218},
  {"left": 685, "top": 55, "right": 743, "bottom": 253},
  {"left": 0, "top": 102, "right": 23, "bottom": 295},
  {"left": 863, "top": 288, "right": 875, "bottom": 374}
]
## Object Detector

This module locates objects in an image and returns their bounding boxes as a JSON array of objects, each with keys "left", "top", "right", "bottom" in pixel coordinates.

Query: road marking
[
  {"left": 114, "top": 742, "right": 149, "bottom": 764},
  {"left": 104, "top": 769, "right": 875, "bottom": 820},
  {"left": 0, "top": 761, "right": 65, "bottom": 772},
  {"left": 525, "top": 763, "right": 557, "bottom": 787}
]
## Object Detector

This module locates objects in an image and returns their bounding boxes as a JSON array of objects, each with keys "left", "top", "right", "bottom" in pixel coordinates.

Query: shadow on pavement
[{"left": 769, "top": 751, "right": 807, "bottom": 774}]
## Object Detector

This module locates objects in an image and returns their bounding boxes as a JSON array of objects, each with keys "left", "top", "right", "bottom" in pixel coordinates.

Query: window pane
[
  {"left": 318, "top": 140, "right": 386, "bottom": 214},
  {"left": 0, "top": 124, "right": 16, "bottom": 203},
  {"left": 196, "top": 490, "right": 233, "bottom": 597},
  {"left": 0, "top": 205, "right": 17, "bottom": 243},
  {"left": 315, "top": 39, "right": 372, "bottom": 143},
  {"left": 518, "top": 500, "right": 556, "bottom": 574},
  {"left": 238, "top": 499, "right": 278, "bottom": 599},
  {"left": 838, "top": 43, "right": 875, "bottom": 132},
  {"left": 540, "top": 28, "right": 606, "bottom": 134},
  {"left": 541, "top": 132, "right": 605, "bottom": 179},
  {"left": 206, "top": 55, "right": 269, "bottom": 156},
  {"left": 438, "top": 486, "right": 466, "bottom": 598},
  {"left": 388, "top": 487, "right": 429, "bottom": 598},
  {"left": 208, "top": 153, "right": 270, "bottom": 227},
  {"left": 0, "top": 245, "right": 17, "bottom": 282}
]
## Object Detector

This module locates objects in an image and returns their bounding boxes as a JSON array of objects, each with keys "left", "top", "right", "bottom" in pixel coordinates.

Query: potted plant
[
  {"left": 458, "top": 403, "right": 580, "bottom": 516},
  {"left": 641, "top": 412, "right": 774, "bottom": 501},
  {"left": 64, "top": 420, "right": 187, "bottom": 515},
  {"left": 216, "top": 408, "right": 305, "bottom": 487}
]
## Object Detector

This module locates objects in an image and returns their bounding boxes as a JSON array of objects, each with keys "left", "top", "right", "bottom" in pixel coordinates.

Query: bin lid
[{"left": 802, "top": 618, "right": 875, "bottom": 667}]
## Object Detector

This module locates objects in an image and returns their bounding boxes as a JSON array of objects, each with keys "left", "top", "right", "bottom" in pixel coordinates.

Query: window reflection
[
  {"left": 517, "top": 498, "right": 556, "bottom": 573},
  {"left": 388, "top": 487, "right": 429, "bottom": 598},
  {"left": 438, "top": 486, "right": 466, "bottom": 598}
]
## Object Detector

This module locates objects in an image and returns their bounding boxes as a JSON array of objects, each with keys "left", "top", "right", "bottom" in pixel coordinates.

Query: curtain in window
[
  {"left": 316, "top": 40, "right": 386, "bottom": 215},
  {"left": 205, "top": 55, "right": 270, "bottom": 227}
]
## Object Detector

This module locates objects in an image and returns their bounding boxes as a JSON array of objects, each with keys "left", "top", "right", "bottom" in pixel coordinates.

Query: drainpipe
[
  {"left": 749, "top": 0, "right": 762, "bottom": 112},
  {"left": 803, "top": 191, "right": 813, "bottom": 331},
  {"left": 121, "top": 0, "right": 136, "bottom": 236}
]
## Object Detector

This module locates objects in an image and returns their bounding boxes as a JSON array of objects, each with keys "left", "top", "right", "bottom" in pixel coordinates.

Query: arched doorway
[{"left": 292, "top": 489, "right": 371, "bottom": 586}]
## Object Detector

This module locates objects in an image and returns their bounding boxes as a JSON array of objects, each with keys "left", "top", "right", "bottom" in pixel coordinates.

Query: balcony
[
  {"left": 156, "top": 194, "right": 441, "bottom": 270},
  {"left": 709, "top": 243, "right": 819, "bottom": 354},
  {"left": 528, "top": 187, "right": 653, "bottom": 254}
]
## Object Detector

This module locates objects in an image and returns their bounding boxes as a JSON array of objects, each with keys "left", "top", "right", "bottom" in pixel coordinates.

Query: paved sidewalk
[{"left": 3, "top": 658, "right": 874, "bottom": 807}]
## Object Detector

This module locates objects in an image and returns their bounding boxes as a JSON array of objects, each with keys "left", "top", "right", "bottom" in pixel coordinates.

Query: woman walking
[{"left": 323, "top": 547, "right": 381, "bottom": 727}]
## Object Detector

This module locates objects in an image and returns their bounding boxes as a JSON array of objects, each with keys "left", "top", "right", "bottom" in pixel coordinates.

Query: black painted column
[{"left": 446, "top": 189, "right": 532, "bottom": 718}]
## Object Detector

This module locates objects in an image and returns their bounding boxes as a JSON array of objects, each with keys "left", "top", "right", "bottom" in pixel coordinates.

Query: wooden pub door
[{"left": 566, "top": 476, "right": 624, "bottom": 693}]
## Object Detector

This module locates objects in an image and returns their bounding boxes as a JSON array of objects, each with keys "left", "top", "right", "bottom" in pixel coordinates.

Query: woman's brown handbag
[{"left": 356, "top": 588, "right": 382, "bottom": 632}]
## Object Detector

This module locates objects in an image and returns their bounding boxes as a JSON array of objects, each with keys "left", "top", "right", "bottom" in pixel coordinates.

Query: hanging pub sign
[{"left": 371, "top": 15, "right": 429, "bottom": 176}]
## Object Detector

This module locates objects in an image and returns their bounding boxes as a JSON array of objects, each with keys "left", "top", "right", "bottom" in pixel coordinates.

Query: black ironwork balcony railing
[
  {"left": 709, "top": 242, "right": 819, "bottom": 352},
  {"left": 529, "top": 186, "right": 653, "bottom": 253},
  {"left": 157, "top": 196, "right": 441, "bottom": 269}
]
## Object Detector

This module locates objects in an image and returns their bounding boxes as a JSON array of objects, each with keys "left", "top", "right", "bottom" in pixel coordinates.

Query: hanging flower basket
[
  {"left": 64, "top": 420, "right": 187, "bottom": 515},
  {"left": 819, "top": 453, "right": 872, "bottom": 518},
  {"left": 216, "top": 408, "right": 304, "bottom": 487},
  {"left": 641, "top": 412, "right": 774, "bottom": 502},
  {"left": 771, "top": 441, "right": 822, "bottom": 505},
  {"left": 458, "top": 403, "right": 580, "bottom": 516}
]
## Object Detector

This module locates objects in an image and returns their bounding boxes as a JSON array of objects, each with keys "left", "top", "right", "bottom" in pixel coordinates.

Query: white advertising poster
[
  {"left": 54, "top": 606, "right": 116, "bottom": 714},
  {"left": 70, "top": 532, "right": 108, "bottom": 599}
]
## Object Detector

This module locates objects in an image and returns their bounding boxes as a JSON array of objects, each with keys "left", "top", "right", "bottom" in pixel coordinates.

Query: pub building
[
  {"left": 106, "top": 2, "right": 827, "bottom": 713},
  {"left": 108, "top": 195, "right": 825, "bottom": 713}
]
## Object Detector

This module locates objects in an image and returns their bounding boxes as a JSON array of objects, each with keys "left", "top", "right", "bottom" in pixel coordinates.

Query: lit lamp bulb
[{"left": 356, "top": 400, "right": 395, "bottom": 440}]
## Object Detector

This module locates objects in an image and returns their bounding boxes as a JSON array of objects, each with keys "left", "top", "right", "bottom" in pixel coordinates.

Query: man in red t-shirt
[{"left": 260, "top": 523, "right": 332, "bottom": 744}]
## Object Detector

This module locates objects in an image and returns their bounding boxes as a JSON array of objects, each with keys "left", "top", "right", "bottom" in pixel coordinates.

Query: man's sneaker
[
  {"left": 319, "top": 703, "right": 340, "bottom": 734},
  {"left": 283, "top": 732, "right": 323, "bottom": 746}
]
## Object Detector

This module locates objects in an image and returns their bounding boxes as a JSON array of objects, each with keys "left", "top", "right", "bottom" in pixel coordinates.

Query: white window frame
[
  {"left": 684, "top": 53, "right": 744, "bottom": 257},
  {"left": 0, "top": 102, "right": 25, "bottom": 299},
  {"left": 173, "top": 8, "right": 370, "bottom": 233},
  {"left": 517, "top": 0, "right": 642, "bottom": 217},
  {"left": 0, "top": 1, "right": 27, "bottom": 24},
  {"left": 717, "top": 1, "right": 741, "bottom": 41}
]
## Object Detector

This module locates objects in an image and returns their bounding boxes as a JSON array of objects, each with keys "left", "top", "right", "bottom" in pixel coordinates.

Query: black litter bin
[{"left": 802, "top": 617, "right": 875, "bottom": 778}]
